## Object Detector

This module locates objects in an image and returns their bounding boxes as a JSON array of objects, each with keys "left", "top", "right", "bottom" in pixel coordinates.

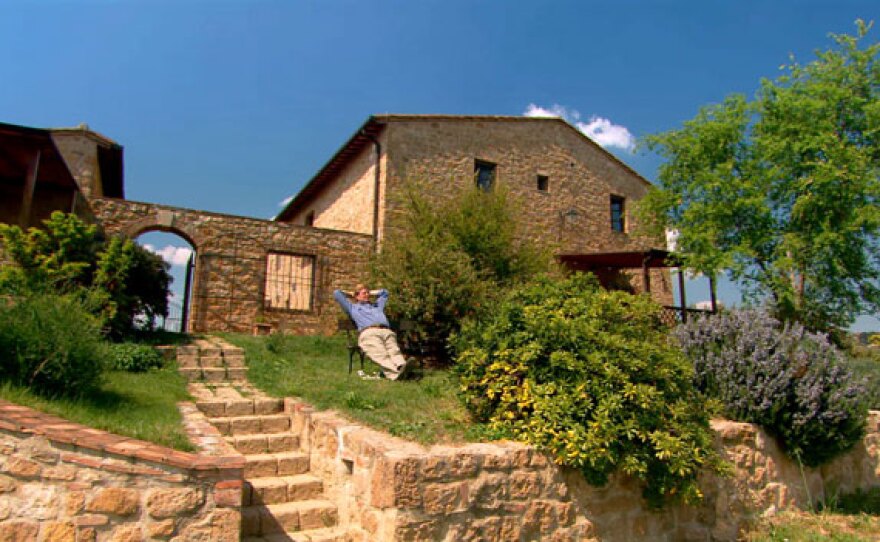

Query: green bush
[
  {"left": 454, "top": 274, "right": 722, "bottom": 507},
  {"left": 0, "top": 293, "right": 104, "bottom": 397},
  {"left": 105, "top": 343, "right": 165, "bottom": 372},
  {"left": 371, "top": 183, "right": 555, "bottom": 361},
  {"left": 0, "top": 212, "right": 171, "bottom": 337}
]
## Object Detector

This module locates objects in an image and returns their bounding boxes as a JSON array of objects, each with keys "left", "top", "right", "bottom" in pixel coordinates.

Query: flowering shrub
[
  {"left": 675, "top": 309, "right": 867, "bottom": 466},
  {"left": 455, "top": 274, "right": 722, "bottom": 507}
]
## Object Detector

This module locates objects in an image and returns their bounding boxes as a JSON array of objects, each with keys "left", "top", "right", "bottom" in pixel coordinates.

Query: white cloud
[
  {"left": 144, "top": 244, "right": 193, "bottom": 267},
  {"left": 279, "top": 195, "right": 293, "bottom": 208},
  {"left": 523, "top": 103, "right": 635, "bottom": 151}
]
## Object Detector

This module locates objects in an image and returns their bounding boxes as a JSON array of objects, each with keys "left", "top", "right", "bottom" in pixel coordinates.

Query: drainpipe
[{"left": 361, "top": 129, "right": 382, "bottom": 252}]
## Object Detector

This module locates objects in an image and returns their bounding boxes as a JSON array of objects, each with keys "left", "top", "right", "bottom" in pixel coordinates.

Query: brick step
[
  {"left": 241, "top": 500, "right": 339, "bottom": 536},
  {"left": 242, "top": 526, "right": 353, "bottom": 542},
  {"left": 245, "top": 451, "right": 310, "bottom": 478},
  {"left": 210, "top": 414, "right": 291, "bottom": 436},
  {"left": 227, "top": 433, "right": 299, "bottom": 455},
  {"left": 196, "top": 398, "right": 284, "bottom": 418},
  {"left": 245, "top": 474, "right": 324, "bottom": 505}
]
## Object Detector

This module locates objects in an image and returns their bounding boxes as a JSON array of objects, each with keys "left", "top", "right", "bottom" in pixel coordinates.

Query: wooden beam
[
  {"left": 678, "top": 268, "right": 687, "bottom": 323},
  {"left": 709, "top": 274, "right": 718, "bottom": 313},
  {"left": 18, "top": 150, "right": 40, "bottom": 228}
]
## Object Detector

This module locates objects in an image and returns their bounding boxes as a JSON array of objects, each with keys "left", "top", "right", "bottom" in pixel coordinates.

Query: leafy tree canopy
[
  {"left": 641, "top": 21, "right": 880, "bottom": 333},
  {"left": 0, "top": 212, "right": 171, "bottom": 336}
]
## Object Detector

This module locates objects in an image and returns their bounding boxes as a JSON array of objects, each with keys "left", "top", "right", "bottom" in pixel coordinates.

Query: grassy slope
[
  {"left": 224, "top": 332, "right": 491, "bottom": 444},
  {"left": 0, "top": 366, "right": 194, "bottom": 451}
]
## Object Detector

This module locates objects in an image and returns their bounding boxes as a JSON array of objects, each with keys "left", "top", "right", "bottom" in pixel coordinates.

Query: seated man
[{"left": 334, "top": 284, "right": 410, "bottom": 380}]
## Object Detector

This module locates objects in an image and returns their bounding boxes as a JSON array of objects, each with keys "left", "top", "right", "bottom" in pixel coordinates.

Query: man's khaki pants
[{"left": 358, "top": 327, "right": 407, "bottom": 380}]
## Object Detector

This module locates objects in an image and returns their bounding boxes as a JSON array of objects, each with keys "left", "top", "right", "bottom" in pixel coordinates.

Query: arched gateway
[{"left": 90, "top": 197, "right": 372, "bottom": 335}]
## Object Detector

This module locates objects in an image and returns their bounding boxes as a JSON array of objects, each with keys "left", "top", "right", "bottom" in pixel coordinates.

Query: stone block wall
[
  {"left": 90, "top": 197, "right": 374, "bottom": 335},
  {"left": 286, "top": 398, "right": 880, "bottom": 542},
  {"left": 0, "top": 400, "right": 244, "bottom": 542}
]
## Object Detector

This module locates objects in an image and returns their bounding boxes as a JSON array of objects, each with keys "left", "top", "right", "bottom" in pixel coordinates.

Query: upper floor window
[
  {"left": 304, "top": 211, "right": 315, "bottom": 227},
  {"left": 474, "top": 160, "right": 496, "bottom": 192},
  {"left": 264, "top": 252, "right": 315, "bottom": 311},
  {"left": 610, "top": 195, "right": 626, "bottom": 232},
  {"left": 537, "top": 174, "right": 549, "bottom": 192}
]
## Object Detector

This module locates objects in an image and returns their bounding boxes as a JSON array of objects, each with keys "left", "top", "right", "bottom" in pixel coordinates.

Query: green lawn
[
  {"left": 0, "top": 365, "right": 194, "bottom": 451},
  {"left": 223, "top": 333, "right": 491, "bottom": 444}
]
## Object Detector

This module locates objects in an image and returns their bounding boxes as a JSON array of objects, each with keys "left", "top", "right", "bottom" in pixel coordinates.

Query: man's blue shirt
[{"left": 334, "top": 289, "right": 391, "bottom": 331}]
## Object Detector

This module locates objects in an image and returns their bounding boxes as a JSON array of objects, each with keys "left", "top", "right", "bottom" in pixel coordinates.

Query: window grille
[{"left": 264, "top": 253, "right": 314, "bottom": 311}]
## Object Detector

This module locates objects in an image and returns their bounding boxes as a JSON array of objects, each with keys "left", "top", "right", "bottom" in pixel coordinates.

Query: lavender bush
[{"left": 674, "top": 309, "right": 867, "bottom": 466}]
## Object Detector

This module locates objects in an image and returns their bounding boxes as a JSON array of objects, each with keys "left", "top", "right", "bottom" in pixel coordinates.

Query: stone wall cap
[{"left": 0, "top": 399, "right": 242, "bottom": 472}]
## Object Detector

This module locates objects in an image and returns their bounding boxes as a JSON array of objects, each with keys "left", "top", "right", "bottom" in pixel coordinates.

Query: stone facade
[
  {"left": 90, "top": 197, "right": 373, "bottom": 335},
  {"left": 279, "top": 116, "right": 673, "bottom": 305},
  {"left": 0, "top": 400, "right": 243, "bottom": 542}
]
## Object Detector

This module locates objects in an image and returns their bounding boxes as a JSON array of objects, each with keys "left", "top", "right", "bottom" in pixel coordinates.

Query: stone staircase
[
  {"left": 177, "top": 337, "right": 249, "bottom": 383},
  {"left": 187, "top": 368, "right": 356, "bottom": 541}
]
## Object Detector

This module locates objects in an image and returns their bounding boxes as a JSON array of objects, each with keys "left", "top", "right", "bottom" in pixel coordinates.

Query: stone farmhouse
[{"left": 1, "top": 115, "right": 676, "bottom": 336}]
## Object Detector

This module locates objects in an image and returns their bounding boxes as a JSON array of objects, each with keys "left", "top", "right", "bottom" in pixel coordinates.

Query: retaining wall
[
  {"left": 288, "top": 402, "right": 880, "bottom": 542},
  {"left": 0, "top": 400, "right": 243, "bottom": 542}
]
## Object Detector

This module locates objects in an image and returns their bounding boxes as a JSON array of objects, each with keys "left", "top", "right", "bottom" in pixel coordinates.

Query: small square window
[
  {"left": 610, "top": 195, "right": 626, "bottom": 232},
  {"left": 537, "top": 175, "right": 549, "bottom": 192},
  {"left": 264, "top": 253, "right": 315, "bottom": 311},
  {"left": 474, "top": 160, "right": 496, "bottom": 192}
]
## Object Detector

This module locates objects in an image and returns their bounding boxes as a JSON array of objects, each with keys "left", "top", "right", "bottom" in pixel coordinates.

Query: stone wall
[
  {"left": 380, "top": 118, "right": 672, "bottom": 305},
  {"left": 306, "top": 137, "right": 383, "bottom": 235},
  {"left": 51, "top": 132, "right": 102, "bottom": 199},
  {"left": 0, "top": 400, "right": 244, "bottom": 542},
  {"left": 287, "top": 399, "right": 880, "bottom": 542},
  {"left": 90, "top": 197, "right": 373, "bottom": 335}
]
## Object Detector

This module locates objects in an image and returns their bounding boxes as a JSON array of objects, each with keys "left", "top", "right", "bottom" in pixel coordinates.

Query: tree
[
  {"left": 641, "top": 21, "right": 880, "bottom": 334},
  {"left": 0, "top": 212, "right": 171, "bottom": 336},
  {"left": 370, "top": 182, "right": 556, "bottom": 361}
]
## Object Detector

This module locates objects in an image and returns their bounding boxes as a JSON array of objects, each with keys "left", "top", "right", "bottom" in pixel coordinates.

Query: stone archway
[{"left": 87, "top": 197, "right": 374, "bottom": 335}]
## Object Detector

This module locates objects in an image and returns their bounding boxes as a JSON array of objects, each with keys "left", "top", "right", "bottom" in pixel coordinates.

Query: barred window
[{"left": 264, "top": 253, "right": 314, "bottom": 311}]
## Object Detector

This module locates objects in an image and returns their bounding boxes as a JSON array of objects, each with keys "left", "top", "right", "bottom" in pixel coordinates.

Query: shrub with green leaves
[
  {"left": 674, "top": 309, "right": 867, "bottom": 466},
  {"left": 0, "top": 293, "right": 104, "bottom": 397},
  {"left": 454, "top": 273, "right": 721, "bottom": 507},
  {"left": 105, "top": 343, "right": 165, "bottom": 372},
  {"left": 371, "top": 183, "right": 555, "bottom": 361},
  {"left": 0, "top": 212, "right": 171, "bottom": 336}
]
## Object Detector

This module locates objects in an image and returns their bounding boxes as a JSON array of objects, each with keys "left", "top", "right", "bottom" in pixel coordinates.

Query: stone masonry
[
  {"left": 90, "top": 197, "right": 374, "bottom": 336},
  {"left": 280, "top": 116, "right": 674, "bottom": 305},
  {"left": 0, "top": 400, "right": 244, "bottom": 542}
]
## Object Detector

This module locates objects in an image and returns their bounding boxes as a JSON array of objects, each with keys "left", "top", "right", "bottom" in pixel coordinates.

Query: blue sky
[{"left": 2, "top": 1, "right": 877, "bottom": 330}]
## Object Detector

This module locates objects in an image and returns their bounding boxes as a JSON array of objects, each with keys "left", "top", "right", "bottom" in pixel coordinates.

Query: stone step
[
  {"left": 245, "top": 474, "right": 324, "bottom": 505},
  {"left": 228, "top": 433, "right": 299, "bottom": 455},
  {"left": 227, "top": 367, "right": 249, "bottom": 381},
  {"left": 241, "top": 500, "right": 339, "bottom": 536},
  {"left": 242, "top": 526, "right": 353, "bottom": 542},
  {"left": 181, "top": 367, "right": 230, "bottom": 382},
  {"left": 198, "top": 355, "right": 226, "bottom": 368},
  {"left": 245, "top": 451, "right": 310, "bottom": 478},
  {"left": 210, "top": 414, "right": 291, "bottom": 436},
  {"left": 196, "top": 398, "right": 284, "bottom": 418},
  {"left": 177, "top": 355, "right": 199, "bottom": 368}
]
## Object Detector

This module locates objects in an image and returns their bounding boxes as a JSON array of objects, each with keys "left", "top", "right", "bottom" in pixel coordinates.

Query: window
[
  {"left": 264, "top": 253, "right": 315, "bottom": 311},
  {"left": 304, "top": 211, "right": 315, "bottom": 227},
  {"left": 610, "top": 195, "right": 626, "bottom": 232},
  {"left": 474, "top": 160, "right": 496, "bottom": 192},
  {"left": 537, "top": 175, "right": 549, "bottom": 192}
]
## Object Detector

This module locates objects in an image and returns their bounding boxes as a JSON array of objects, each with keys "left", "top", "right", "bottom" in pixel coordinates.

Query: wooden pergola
[{"left": 557, "top": 249, "right": 717, "bottom": 322}]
